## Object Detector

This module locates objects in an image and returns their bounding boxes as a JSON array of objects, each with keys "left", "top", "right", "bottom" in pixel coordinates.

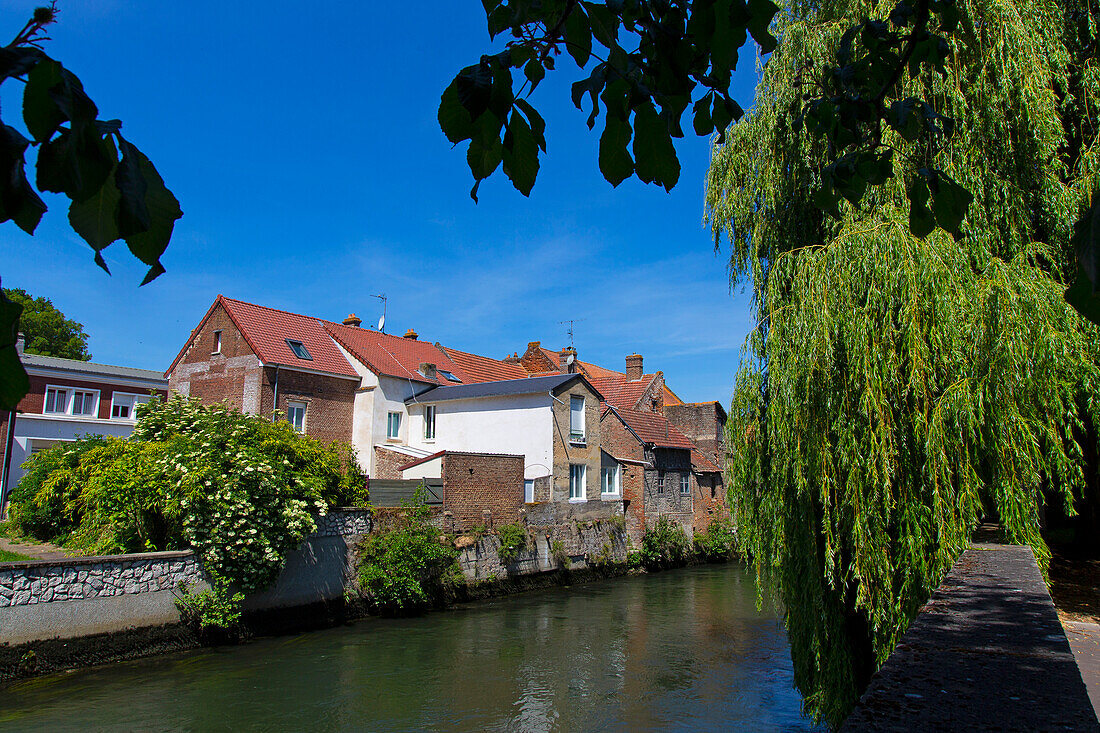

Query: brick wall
[
  {"left": 169, "top": 304, "right": 263, "bottom": 414},
  {"left": 692, "top": 472, "right": 727, "bottom": 534},
  {"left": 14, "top": 375, "right": 168, "bottom": 420},
  {"left": 258, "top": 367, "right": 356, "bottom": 444},
  {"left": 644, "top": 447, "right": 693, "bottom": 538},
  {"left": 441, "top": 452, "right": 524, "bottom": 530},
  {"left": 551, "top": 381, "right": 603, "bottom": 502},
  {"left": 518, "top": 341, "right": 556, "bottom": 374},
  {"left": 372, "top": 446, "right": 409, "bottom": 480},
  {"left": 664, "top": 402, "right": 726, "bottom": 463}
]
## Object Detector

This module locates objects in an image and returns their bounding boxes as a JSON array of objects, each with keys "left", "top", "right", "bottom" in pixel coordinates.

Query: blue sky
[{"left": 0, "top": 1, "right": 761, "bottom": 403}]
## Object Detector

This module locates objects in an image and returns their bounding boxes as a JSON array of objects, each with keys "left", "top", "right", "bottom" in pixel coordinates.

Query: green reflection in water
[{"left": 0, "top": 564, "right": 819, "bottom": 731}]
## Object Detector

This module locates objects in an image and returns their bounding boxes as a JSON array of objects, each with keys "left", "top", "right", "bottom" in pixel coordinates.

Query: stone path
[
  {"left": 0, "top": 537, "right": 70, "bottom": 562},
  {"left": 1065, "top": 620, "right": 1100, "bottom": 720}
]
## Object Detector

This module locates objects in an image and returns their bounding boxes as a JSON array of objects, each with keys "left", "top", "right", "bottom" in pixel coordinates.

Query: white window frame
[
  {"left": 601, "top": 465, "right": 621, "bottom": 497},
  {"left": 43, "top": 386, "right": 70, "bottom": 414},
  {"left": 387, "top": 411, "right": 402, "bottom": 440},
  {"left": 212, "top": 329, "right": 222, "bottom": 354},
  {"left": 424, "top": 405, "right": 436, "bottom": 440},
  {"left": 680, "top": 473, "right": 690, "bottom": 496},
  {"left": 111, "top": 392, "right": 153, "bottom": 421},
  {"left": 43, "top": 385, "right": 100, "bottom": 417},
  {"left": 524, "top": 479, "right": 535, "bottom": 503},
  {"left": 657, "top": 472, "right": 665, "bottom": 495},
  {"left": 287, "top": 401, "right": 307, "bottom": 433},
  {"left": 569, "top": 464, "right": 586, "bottom": 501},
  {"left": 569, "top": 395, "right": 586, "bottom": 443}
]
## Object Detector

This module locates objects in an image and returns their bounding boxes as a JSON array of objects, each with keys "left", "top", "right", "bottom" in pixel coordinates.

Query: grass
[{"left": 0, "top": 548, "right": 32, "bottom": 562}]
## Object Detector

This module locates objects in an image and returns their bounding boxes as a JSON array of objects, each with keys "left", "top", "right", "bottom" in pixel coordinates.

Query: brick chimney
[
  {"left": 419, "top": 362, "right": 437, "bottom": 380},
  {"left": 626, "top": 353, "right": 643, "bottom": 381},
  {"left": 404, "top": 328, "right": 418, "bottom": 340},
  {"left": 343, "top": 313, "right": 362, "bottom": 327},
  {"left": 15, "top": 332, "right": 24, "bottom": 356},
  {"left": 560, "top": 346, "right": 578, "bottom": 374}
]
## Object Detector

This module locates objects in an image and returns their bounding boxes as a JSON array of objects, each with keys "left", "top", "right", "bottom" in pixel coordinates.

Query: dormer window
[
  {"left": 439, "top": 370, "right": 461, "bottom": 383},
  {"left": 286, "top": 339, "right": 312, "bottom": 361}
]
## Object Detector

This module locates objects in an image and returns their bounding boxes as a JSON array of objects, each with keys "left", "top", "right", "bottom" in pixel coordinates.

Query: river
[{"left": 0, "top": 564, "right": 817, "bottom": 731}]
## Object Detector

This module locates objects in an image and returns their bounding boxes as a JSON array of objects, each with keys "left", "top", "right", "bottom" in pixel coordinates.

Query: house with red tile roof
[{"left": 165, "top": 298, "right": 625, "bottom": 529}]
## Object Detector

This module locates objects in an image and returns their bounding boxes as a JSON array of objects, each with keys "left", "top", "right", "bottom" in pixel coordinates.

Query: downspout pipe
[
  {"left": 271, "top": 365, "right": 280, "bottom": 421},
  {"left": 1, "top": 410, "right": 16, "bottom": 519}
]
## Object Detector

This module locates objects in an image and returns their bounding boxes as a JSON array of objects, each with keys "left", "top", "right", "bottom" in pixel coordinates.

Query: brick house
[{"left": 1, "top": 336, "right": 169, "bottom": 513}]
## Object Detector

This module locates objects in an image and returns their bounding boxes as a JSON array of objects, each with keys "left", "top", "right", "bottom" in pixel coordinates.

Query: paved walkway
[
  {"left": 843, "top": 544, "right": 1100, "bottom": 731},
  {"left": 0, "top": 536, "right": 70, "bottom": 561},
  {"left": 1065, "top": 620, "right": 1100, "bottom": 720}
]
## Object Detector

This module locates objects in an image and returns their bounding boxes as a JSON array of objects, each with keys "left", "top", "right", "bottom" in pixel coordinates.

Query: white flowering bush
[{"left": 11, "top": 395, "right": 366, "bottom": 593}]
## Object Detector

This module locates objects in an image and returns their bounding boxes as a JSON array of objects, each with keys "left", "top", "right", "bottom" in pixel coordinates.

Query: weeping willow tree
[{"left": 706, "top": 0, "right": 1100, "bottom": 725}]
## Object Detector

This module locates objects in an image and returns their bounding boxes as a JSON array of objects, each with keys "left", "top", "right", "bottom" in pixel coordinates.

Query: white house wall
[
  {"left": 5, "top": 414, "right": 139, "bottom": 492},
  {"left": 406, "top": 393, "right": 554, "bottom": 481}
]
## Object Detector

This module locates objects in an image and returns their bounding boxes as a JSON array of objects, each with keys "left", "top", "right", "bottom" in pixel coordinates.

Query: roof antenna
[
  {"left": 558, "top": 318, "right": 586, "bottom": 348},
  {"left": 372, "top": 293, "right": 387, "bottom": 333}
]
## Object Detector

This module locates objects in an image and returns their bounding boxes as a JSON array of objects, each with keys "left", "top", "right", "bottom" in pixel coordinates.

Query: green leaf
[
  {"left": 633, "top": 103, "right": 680, "bottom": 191},
  {"left": 0, "top": 284, "right": 29, "bottom": 411},
  {"left": 564, "top": 6, "right": 593, "bottom": 67},
  {"left": 115, "top": 139, "right": 151, "bottom": 238},
  {"left": 35, "top": 126, "right": 115, "bottom": 203},
  {"left": 747, "top": 0, "right": 780, "bottom": 54},
  {"left": 584, "top": 2, "right": 620, "bottom": 48},
  {"left": 117, "top": 142, "right": 182, "bottom": 284},
  {"left": 438, "top": 78, "right": 475, "bottom": 144},
  {"left": 0, "top": 125, "right": 47, "bottom": 235},
  {"left": 524, "top": 59, "right": 545, "bottom": 89},
  {"left": 68, "top": 164, "right": 122, "bottom": 252},
  {"left": 502, "top": 111, "right": 539, "bottom": 196},
  {"left": 455, "top": 62, "right": 493, "bottom": 119},
  {"left": 599, "top": 115, "right": 634, "bottom": 187},
  {"left": 693, "top": 96, "right": 714, "bottom": 136},
  {"left": 514, "top": 98, "right": 547, "bottom": 152},
  {"left": 22, "top": 58, "right": 65, "bottom": 143},
  {"left": 908, "top": 177, "right": 935, "bottom": 238},
  {"left": 467, "top": 135, "right": 503, "bottom": 180},
  {"left": 928, "top": 170, "right": 972, "bottom": 236}
]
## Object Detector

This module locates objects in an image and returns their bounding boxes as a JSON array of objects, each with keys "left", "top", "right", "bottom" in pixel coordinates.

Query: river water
[{"left": 0, "top": 564, "right": 817, "bottom": 731}]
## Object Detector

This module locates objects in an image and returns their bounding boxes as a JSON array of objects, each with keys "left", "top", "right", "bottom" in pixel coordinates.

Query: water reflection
[{"left": 0, "top": 564, "right": 817, "bottom": 731}]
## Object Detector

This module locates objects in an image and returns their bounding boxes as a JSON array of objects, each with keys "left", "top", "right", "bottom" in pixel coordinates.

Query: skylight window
[
  {"left": 439, "top": 370, "right": 461, "bottom": 382},
  {"left": 285, "top": 339, "right": 313, "bottom": 361}
]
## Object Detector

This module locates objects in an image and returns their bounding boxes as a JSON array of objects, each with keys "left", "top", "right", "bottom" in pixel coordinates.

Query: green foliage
[
  {"left": 0, "top": 7, "right": 181, "bottom": 411},
  {"left": 550, "top": 539, "right": 571, "bottom": 569},
  {"left": 693, "top": 515, "right": 738, "bottom": 562},
  {"left": 496, "top": 522, "right": 528, "bottom": 564},
  {"left": 639, "top": 515, "right": 692, "bottom": 571},
  {"left": 9, "top": 395, "right": 364, "bottom": 593},
  {"left": 357, "top": 515, "right": 460, "bottom": 615},
  {"left": 3, "top": 288, "right": 90, "bottom": 360},
  {"left": 0, "top": 548, "right": 31, "bottom": 562},
  {"left": 443, "top": 0, "right": 779, "bottom": 199},
  {"left": 173, "top": 581, "right": 244, "bottom": 644},
  {"left": 706, "top": 0, "right": 1100, "bottom": 724}
]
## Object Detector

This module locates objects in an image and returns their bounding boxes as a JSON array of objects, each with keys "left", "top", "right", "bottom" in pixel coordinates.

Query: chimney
[
  {"left": 419, "top": 362, "right": 437, "bottom": 380},
  {"left": 626, "top": 354, "right": 643, "bottom": 381},
  {"left": 15, "top": 332, "right": 24, "bottom": 356},
  {"left": 404, "top": 328, "right": 418, "bottom": 340},
  {"left": 343, "top": 313, "right": 362, "bottom": 327},
  {"left": 559, "top": 346, "right": 577, "bottom": 374}
]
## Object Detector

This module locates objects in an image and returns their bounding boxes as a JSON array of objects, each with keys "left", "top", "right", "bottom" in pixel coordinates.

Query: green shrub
[
  {"left": 550, "top": 539, "right": 571, "bottom": 569},
  {"left": 640, "top": 516, "right": 692, "bottom": 571},
  {"left": 496, "top": 522, "right": 527, "bottom": 564},
  {"left": 693, "top": 515, "right": 739, "bottom": 563},
  {"left": 9, "top": 395, "right": 365, "bottom": 594},
  {"left": 357, "top": 515, "right": 460, "bottom": 615},
  {"left": 174, "top": 581, "right": 244, "bottom": 644}
]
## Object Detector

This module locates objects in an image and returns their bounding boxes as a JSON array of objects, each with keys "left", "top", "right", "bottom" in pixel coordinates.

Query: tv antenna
[
  {"left": 371, "top": 293, "right": 387, "bottom": 333},
  {"left": 559, "top": 319, "right": 586, "bottom": 348}
]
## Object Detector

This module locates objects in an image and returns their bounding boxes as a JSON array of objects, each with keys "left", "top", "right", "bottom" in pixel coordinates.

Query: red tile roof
[
  {"left": 691, "top": 448, "right": 721, "bottom": 473},
  {"left": 219, "top": 297, "right": 359, "bottom": 378},
  {"left": 610, "top": 406, "right": 696, "bottom": 450},
  {"left": 538, "top": 347, "right": 622, "bottom": 379},
  {"left": 589, "top": 374, "right": 659, "bottom": 411},
  {"left": 438, "top": 345, "right": 528, "bottom": 384},
  {"left": 322, "top": 321, "right": 465, "bottom": 385}
]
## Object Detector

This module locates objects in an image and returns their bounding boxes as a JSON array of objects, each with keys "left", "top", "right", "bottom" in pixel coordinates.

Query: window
[
  {"left": 44, "top": 387, "right": 69, "bottom": 414},
  {"left": 111, "top": 393, "right": 153, "bottom": 420},
  {"left": 72, "top": 390, "right": 98, "bottom": 416},
  {"left": 285, "top": 339, "right": 313, "bottom": 361},
  {"left": 287, "top": 401, "right": 306, "bottom": 433},
  {"left": 601, "top": 466, "right": 620, "bottom": 496},
  {"left": 387, "top": 411, "right": 401, "bottom": 439},
  {"left": 569, "top": 464, "right": 586, "bottom": 500},
  {"left": 657, "top": 472, "right": 665, "bottom": 494},
  {"left": 424, "top": 405, "right": 436, "bottom": 439},
  {"left": 569, "top": 395, "right": 585, "bottom": 442},
  {"left": 212, "top": 330, "right": 222, "bottom": 354},
  {"left": 439, "top": 370, "right": 461, "bottom": 383},
  {"left": 680, "top": 474, "right": 690, "bottom": 495},
  {"left": 524, "top": 479, "right": 535, "bottom": 503}
]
